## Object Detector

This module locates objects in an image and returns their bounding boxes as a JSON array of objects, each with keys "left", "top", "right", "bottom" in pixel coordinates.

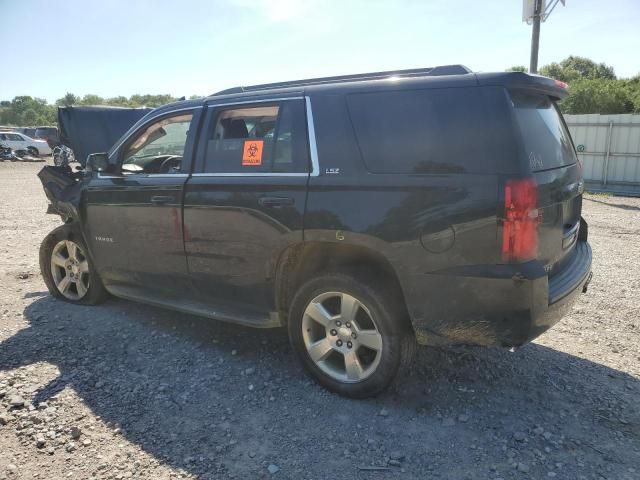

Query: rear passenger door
[{"left": 184, "top": 97, "right": 313, "bottom": 316}]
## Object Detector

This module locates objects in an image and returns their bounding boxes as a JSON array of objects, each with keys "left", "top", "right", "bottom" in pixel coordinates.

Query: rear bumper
[{"left": 407, "top": 241, "right": 592, "bottom": 347}]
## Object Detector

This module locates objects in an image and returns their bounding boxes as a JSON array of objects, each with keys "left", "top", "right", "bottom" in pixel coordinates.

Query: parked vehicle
[
  {"left": 38, "top": 66, "right": 593, "bottom": 398},
  {"left": 0, "top": 131, "right": 51, "bottom": 156},
  {"left": 35, "top": 126, "right": 60, "bottom": 149},
  {"left": 14, "top": 127, "right": 37, "bottom": 138}
]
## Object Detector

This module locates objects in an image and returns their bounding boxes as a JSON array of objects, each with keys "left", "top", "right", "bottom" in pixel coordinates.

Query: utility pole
[
  {"left": 524, "top": 0, "right": 565, "bottom": 74},
  {"left": 529, "top": 0, "right": 542, "bottom": 73}
]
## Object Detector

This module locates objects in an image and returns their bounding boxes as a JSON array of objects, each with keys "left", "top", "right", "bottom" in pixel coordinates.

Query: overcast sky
[{"left": 1, "top": 0, "right": 638, "bottom": 102}]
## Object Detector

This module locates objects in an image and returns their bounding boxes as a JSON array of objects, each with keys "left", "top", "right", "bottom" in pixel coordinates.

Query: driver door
[{"left": 83, "top": 108, "right": 201, "bottom": 297}]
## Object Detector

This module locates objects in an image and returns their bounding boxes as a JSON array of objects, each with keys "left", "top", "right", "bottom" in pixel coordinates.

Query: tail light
[
  {"left": 554, "top": 79, "right": 569, "bottom": 90},
  {"left": 502, "top": 178, "right": 540, "bottom": 262}
]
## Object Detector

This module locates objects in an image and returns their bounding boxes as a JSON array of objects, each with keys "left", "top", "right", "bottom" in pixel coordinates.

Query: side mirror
[{"left": 85, "top": 152, "right": 109, "bottom": 173}]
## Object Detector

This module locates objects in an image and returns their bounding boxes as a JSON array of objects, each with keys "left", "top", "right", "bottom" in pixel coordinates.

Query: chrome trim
[
  {"left": 105, "top": 97, "right": 320, "bottom": 179},
  {"left": 205, "top": 96, "right": 303, "bottom": 108},
  {"left": 189, "top": 96, "right": 318, "bottom": 178},
  {"left": 109, "top": 106, "right": 203, "bottom": 156},
  {"left": 305, "top": 96, "right": 320, "bottom": 176},
  {"left": 191, "top": 172, "right": 308, "bottom": 178},
  {"left": 97, "top": 173, "right": 189, "bottom": 179}
]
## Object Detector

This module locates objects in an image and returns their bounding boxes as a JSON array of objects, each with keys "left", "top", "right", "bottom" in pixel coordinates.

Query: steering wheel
[{"left": 158, "top": 155, "right": 182, "bottom": 173}]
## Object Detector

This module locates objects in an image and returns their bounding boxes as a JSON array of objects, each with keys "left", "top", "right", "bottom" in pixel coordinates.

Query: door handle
[
  {"left": 150, "top": 195, "right": 173, "bottom": 205},
  {"left": 258, "top": 196, "right": 294, "bottom": 208}
]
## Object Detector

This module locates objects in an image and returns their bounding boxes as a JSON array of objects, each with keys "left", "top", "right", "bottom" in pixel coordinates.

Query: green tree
[
  {"left": 1, "top": 92, "right": 182, "bottom": 126},
  {"left": 0, "top": 96, "right": 54, "bottom": 126},
  {"left": 105, "top": 96, "right": 129, "bottom": 106},
  {"left": 623, "top": 75, "right": 640, "bottom": 113},
  {"left": 21, "top": 108, "right": 39, "bottom": 125},
  {"left": 79, "top": 94, "right": 105, "bottom": 105},
  {"left": 539, "top": 55, "right": 616, "bottom": 82},
  {"left": 559, "top": 78, "right": 634, "bottom": 114},
  {"left": 56, "top": 93, "right": 80, "bottom": 106},
  {"left": 506, "top": 65, "right": 527, "bottom": 72}
]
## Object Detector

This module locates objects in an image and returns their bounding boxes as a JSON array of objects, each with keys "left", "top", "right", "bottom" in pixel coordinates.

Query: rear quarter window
[{"left": 346, "top": 87, "right": 495, "bottom": 174}]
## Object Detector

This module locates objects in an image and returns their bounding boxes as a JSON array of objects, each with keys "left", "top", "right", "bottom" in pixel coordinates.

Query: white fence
[{"left": 565, "top": 114, "right": 640, "bottom": 195}]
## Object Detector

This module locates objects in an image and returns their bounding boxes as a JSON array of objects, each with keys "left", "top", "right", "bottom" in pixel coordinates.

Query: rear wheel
[
  {"left": 27, "top": 146, "right": 39, "bottom": 157},
  {"left": 40, "top": 226, "right": 109, "bottom": 305},
  {"left": 288, "top": 272, "right": 415, "bottom": 398}
]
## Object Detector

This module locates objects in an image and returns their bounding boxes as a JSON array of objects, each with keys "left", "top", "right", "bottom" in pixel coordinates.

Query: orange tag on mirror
[{"left": 242, "top": 140, "right": 264, "bottom": 165}]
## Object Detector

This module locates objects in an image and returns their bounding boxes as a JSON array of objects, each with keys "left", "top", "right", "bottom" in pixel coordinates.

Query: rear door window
[
  {"left": 509, "top": 90, "right": 576, "bottom": 172},
  {"left": 346, "top": 87, "right": 492, "bottom": 174},
  {"left": 203, "top": 100, "right": 309, "bottom": 173}
]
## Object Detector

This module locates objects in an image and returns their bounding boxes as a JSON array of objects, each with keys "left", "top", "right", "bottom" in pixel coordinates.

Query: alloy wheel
[
  {"left": 50, "top": 240, "right": 90, "bottom": 301},
  {"left": 301, "top": 291, "right": 383, "bottom": 383}
]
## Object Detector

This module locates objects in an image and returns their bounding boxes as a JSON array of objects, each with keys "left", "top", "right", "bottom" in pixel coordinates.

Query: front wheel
[
  {"left": 288, "top": 272, "right": 415, "bottom": 398},
  {"left": 40, "top": 226, "right": 109, "bottom": 305}
]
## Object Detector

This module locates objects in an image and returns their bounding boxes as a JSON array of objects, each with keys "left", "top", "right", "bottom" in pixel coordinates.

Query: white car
[{"left": 0, "top": 131, "right": 52, "bottom": 156}]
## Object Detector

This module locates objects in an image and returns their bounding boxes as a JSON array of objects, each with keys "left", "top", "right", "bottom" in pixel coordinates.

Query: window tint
[
  {"left": 347, "top": 88, "right": 492, "bottom": 174},
  {"left": 35, "top": 128, "right": 56, "bottom": 137},
  {"left": 121, "top": 113, "right": 193, "bottom": 174},
  {"left": 204, "top": 100, "right": 309, "bottom": 173},
  {"left": 509, "top": 90, "right": 576, "bottom": 172},
  {"left": 8, "top": 134, "right": 23, "bottom": 141}
]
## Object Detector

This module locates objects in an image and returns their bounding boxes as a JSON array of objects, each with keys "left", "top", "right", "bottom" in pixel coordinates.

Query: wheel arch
[{"left": 275, "top": 241, "right": 411, "bottom": 327}]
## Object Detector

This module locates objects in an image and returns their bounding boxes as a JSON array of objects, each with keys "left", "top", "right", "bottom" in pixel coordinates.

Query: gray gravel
[{"left": 1, "top": 160, "right": 639, "bottom": 479}]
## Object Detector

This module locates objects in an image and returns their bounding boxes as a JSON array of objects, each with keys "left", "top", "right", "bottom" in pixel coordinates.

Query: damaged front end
[{"left": 37, "top": 165, "right": 85, "bottom": 223}]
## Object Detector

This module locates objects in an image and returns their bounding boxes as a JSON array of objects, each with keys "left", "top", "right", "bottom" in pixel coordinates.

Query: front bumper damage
[{"left": 37, "top": 165, "right": 83, "bottom": 222}]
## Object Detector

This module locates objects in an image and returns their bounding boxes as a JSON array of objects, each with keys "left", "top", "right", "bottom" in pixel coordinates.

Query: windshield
[{"left": 510, "top": 90, "right": 577, "bottom": 172}]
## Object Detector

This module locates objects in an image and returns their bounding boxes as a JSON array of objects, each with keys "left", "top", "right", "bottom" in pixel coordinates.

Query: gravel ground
[{"left": 0, "top": 160, "right": 639, "bottom": 480}]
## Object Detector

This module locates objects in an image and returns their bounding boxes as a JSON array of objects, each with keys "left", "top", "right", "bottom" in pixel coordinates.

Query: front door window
[{"left": 121, "top": 113, "right": 193, "bottom": 174}]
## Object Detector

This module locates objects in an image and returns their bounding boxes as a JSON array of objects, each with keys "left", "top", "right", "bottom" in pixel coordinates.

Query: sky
[{"left": 0, "top": 0, "right": 638, "bottom": 103}]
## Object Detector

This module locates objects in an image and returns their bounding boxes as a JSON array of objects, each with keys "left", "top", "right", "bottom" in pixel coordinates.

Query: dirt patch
[{"left": 1, "top": 161, "right": 638, "bottom": 479}]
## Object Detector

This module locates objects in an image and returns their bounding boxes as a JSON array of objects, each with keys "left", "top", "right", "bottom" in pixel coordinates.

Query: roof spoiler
[
  {"left": 212, "top": 64, "right": 472, "bottom": 96},
  {"left": 478, "top": 72, "right": 570, "bottom": 100}
]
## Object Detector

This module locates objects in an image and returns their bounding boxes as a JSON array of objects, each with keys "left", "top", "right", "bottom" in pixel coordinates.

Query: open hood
[{"left": 58, "top": 105, "right": 153, "bottom": 166}]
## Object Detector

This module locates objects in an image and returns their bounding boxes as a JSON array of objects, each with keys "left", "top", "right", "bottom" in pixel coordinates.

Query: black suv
[
  {"left": 35, "top": 126, "right": 60, "bottom": 148},
  {"left": 38, "top": 65, "right": 592, "bottom": 398}
]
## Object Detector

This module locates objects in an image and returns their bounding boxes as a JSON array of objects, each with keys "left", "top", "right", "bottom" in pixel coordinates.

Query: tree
[
  {"left": 80, "top": 94, "right": 105, "bottom": 105},
  {"left": 623, "top": 75, "right": 640, "bottom": 113},
  {"left": 559, "top": 78, "right": 634, "bottom": 114},
  {"left": 56, "top": 93, "right": 80, "bottom": 107},
  {"left": 539, "top": 55, "right": 616, "bottom": 82},
  {"left": 0, "top": 96, "right": 55, "bottom": 126},
  {"left": 21, "top": 108, "right": 39, "bottom": 126},
  {"left": 506, "top": 66, "right": 527, "bottom": 72},
  {"left": 105, "top": 96, "right": 129, "bottom": 106}
]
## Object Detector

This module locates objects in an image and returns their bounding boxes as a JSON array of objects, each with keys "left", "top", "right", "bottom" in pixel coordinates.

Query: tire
[
  {"left": 40, "top": 225, "right": 109, "bottom": 305},
  {"left": 288, "top": 271, "right": 415, "bottom": 398},
  {"left": 27, "top": 147, "right": 39, "bottom": 157}
]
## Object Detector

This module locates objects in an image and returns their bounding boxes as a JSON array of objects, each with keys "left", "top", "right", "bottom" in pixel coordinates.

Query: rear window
[
  {"left": 346, "top": 87, "right": 494, "bottom": 174},
  {"left": 509, "top": 90, "right": 576, "bottom": 172}
]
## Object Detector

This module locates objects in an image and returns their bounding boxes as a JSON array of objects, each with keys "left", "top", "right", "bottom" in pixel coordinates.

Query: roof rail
[{"left": 211, "top": 64, "right": 471, "bottom": 96}]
